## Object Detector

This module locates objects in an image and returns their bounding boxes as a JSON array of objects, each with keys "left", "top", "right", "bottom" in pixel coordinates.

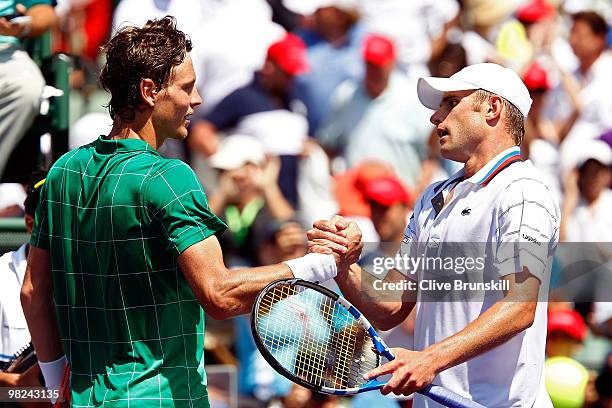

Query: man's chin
[
  {"left": 168, "top": 129, "right": 189, "bottom": 141},
  {"left": 439, "top": 145, "right": 464, "bottom": 163}
]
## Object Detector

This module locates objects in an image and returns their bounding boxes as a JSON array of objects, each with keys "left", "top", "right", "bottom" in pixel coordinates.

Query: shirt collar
[
  {"left": 465, "top": 146, "right": 523, "bottom": 187},
  {"left": 94, "top": 136, "right": 159, "bottom": 155}
]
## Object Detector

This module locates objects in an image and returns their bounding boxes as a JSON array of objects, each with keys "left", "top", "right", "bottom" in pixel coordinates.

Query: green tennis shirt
[{"left": 30, "top": 137, "right": 227, "bottom": 407}]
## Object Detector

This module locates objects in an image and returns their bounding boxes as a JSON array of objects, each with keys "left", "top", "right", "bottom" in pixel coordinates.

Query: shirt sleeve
[
  {"left": 494, "top": 179, "right": 560, "bottom": 282},
  {"left": 29, "top": 178, "right": 50, "bottom": 250},
  {"left": 144, "top": 160, "right": 227, "bottom": 258}
]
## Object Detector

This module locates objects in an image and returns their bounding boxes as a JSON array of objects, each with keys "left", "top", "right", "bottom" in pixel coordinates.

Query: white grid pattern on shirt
[{"left": 32, "top": 141, "right": 218, "bottom": 407}]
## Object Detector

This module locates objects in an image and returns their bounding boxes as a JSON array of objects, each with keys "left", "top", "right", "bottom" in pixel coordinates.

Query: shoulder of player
[
  {"left": 145, "top": 158, "right": 197, "bottom": 184},
  {"left": 495, "top": 162, "right": 560, "bottom": 219},
  {"left": 497, "top": 161, "right": 554, "bottom": 197}
]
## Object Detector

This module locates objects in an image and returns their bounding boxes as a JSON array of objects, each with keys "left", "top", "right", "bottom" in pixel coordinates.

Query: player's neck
[
  {"left": 463, "top": 140, "right": 517, "bottom": 179},
  {"left": 108, "top": 119, "right": 164, "bottom": 150}
]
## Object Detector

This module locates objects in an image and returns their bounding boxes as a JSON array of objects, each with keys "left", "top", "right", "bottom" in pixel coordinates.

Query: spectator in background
[
  {"left": 549, "top": 11, "right": 612, "bottom": 155},
  {"left": 522, "top": 62, "right": 563, "bottom": 204},
  {"left": 558, "top": 140, "right": 612, "bottom": 310},
  {"left": 208, "top": 135, "right": 295, "bottom": 268},
  {"left": 359, "top": 0, "right": 460, "bottom": 76},
  {"left": 54, "top": 0, "right": 112, "bottom": 62},
  {"left": 0, "top": 1, "right": 55, "bottom": 180},
  {"left": 189, "top": 33, "right": 309, "bottom": 205},
  {"left": 0, "top": 171, "right": 49, "bottom": 406},
  {"left": 287, "top": 0, "right": 365, "bottom": 133},
  {"left": 317, "top": 34, "right": 431, "bottom": 188},
  {"left": 546, "top": 309, "right": 587, "bottom": 357},
  {"left": 560, "top": 139, "right": 612, "bottom": 243}
]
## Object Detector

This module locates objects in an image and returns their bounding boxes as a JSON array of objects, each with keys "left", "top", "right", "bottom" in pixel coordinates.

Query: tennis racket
[
  {"left": 1, "top": 342, "right": 37, "bottom": 373},
  {"left": 251, "top": 279, "right": 485, "bottom": 408}
]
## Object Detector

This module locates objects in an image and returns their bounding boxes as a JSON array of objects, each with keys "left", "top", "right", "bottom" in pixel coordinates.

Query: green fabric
[
  {"left": 31, "top": 136, "right": 227, "bottom": 407},
  {"left": 0, "top": 0, "right": 52, "bottom": 45},
  {"left": 224, "top": 197, "right": 264, "bottom": 247}
]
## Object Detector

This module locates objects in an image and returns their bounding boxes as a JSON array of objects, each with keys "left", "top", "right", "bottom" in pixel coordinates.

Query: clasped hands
[
  {"left": 307, "top": 215, "right": 363, "bottom": 274},
  {"left": 307, "top": 215, "right": 439, "bottom": 396}
]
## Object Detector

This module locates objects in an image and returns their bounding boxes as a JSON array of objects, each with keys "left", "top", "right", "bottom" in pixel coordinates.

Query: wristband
[
  {"left": 39, "top": 355, "right": 67, "bottom": 403},
  {"left": 284, "top": 253, "right": 337, "bottom": 283},
  {"left": 13, "top": 15, "right": 32, "bottom": 38}
]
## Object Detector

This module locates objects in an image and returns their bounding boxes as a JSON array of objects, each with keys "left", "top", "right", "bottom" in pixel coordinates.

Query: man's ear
[
  {"left": 486, "top": 95, "right": 503, "bottom": 122},
  {"left": 140, "top": 78, "right": 158, "bottom": 108},
  {"left": 25, "top": 214, "right": 34, "bottom": 234}
]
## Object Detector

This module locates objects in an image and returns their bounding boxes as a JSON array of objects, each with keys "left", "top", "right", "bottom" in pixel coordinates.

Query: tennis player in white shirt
[{"left": 308, "top": 63, "right": 560, "bottom": 407}]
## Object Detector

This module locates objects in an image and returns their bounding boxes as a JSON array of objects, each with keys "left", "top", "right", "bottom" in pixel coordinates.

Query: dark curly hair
[{"left": 99, "top": 16, "right": 192, "bottom": 121}]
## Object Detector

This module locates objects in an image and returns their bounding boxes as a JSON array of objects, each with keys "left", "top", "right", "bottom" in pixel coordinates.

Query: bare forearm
[
  {"left": 26, "top": 4, "right": 56, "bottom": 37},
  {"left": 178, "top": 241, "right": 294, "bottom": 320},
  {"left": 212, "top": 263, "right": 294, "bottom": 318},
  {"left": 425, "top": 300, "right": 536, "bottom": 373},
  {"left": 21, "top": 282, "right": 63, "bottom": 362},
  {"left": 335, "top": 264, "right": 415, "bottom": 330}
]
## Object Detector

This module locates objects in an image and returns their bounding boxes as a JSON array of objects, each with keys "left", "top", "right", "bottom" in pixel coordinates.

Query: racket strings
[{"left": 255, "top": 283, "right": 379, "bottom": 391}]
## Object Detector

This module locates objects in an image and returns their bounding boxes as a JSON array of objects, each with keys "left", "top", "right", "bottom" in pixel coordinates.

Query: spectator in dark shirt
[{"left": 189, "top": 33, "right": 309, "bottom": 205}]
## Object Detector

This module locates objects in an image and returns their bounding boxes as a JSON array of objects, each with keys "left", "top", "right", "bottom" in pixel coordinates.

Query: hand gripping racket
[{"left": 251, "top": 279, "right": 485, "bottom": 408}]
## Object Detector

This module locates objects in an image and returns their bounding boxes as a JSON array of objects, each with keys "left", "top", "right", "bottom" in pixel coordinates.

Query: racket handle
[
  {"left": 419, "top": 385, "right": 486, "bottom": 408},
  {"left": 356, "top": 379, "right": 388, "bottom": 393}
]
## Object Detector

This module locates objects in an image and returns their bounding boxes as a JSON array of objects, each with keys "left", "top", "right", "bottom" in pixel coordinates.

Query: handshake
[{"left": 306, "top": 215, "right": 364, "bottom": 276}]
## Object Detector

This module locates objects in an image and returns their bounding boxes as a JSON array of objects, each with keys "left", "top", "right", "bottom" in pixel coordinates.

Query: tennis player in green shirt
[{"left": 20, "top": 17, "right": 360, "bottom": 407}]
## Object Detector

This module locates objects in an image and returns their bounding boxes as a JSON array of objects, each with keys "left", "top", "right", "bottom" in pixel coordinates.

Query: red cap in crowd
[
  {"left": 547, "top": 309, "right": 587, "bottom": 342},
  {"left": 335, "top": 161, "right": 395, "bottom": 217},
  {"left": 523, "top": 62, "right": 550, "bottom": 92},
  {"left": 363, "top": 34, "right": 396, "bottom": 67},
  {"left": 267, "top": 33, "right": 309, "bottom": 76},
  {"left": 362, "top": 176, "right": 412, "bottom": 207},
  {"left": 516, "top": 0, "right": 555, "bottom": 23}
]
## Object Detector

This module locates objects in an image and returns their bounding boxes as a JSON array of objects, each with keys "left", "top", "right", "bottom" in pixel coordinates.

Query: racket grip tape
[{"left": 419, "top": 385, "right": 486, "bottom": 408}]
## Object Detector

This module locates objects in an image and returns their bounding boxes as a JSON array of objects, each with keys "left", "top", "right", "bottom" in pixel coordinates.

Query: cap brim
[
  {"left": 210, "top": 152, "right": 243, "bottom": 171},
  {"left": 417, "top": 77, "right": 479, "bottom": 110}
]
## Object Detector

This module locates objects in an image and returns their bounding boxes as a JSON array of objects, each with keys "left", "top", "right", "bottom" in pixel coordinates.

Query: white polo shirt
[
  {"left": 400, "top": 147, "right": 560, "bottom": 408},
  {"left": 0, "top": 244, "right": 31, "bottom": 367}
]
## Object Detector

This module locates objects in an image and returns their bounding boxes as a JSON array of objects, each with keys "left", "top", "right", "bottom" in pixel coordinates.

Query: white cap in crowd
[
  {"left": 573, "top": 139, "right": 612, "bottom": 169},
  {"left": 209, "top": 134, "right": 266, "bottom": 171},
  {"left": 283, "top": 0, "right": 360, "bottom": 15},
  {"left": 417, "top": 62, "right": 533, "bottom": 118}
]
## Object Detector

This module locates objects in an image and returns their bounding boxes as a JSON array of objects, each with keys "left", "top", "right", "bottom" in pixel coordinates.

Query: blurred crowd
[{"left": 1, "top": 0, "right": 611, "bottom": 407}]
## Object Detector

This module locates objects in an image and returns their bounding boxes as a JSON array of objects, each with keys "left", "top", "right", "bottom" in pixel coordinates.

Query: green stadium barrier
[{"left": 0, "top": 217, "right": 28, "bottom": 255}]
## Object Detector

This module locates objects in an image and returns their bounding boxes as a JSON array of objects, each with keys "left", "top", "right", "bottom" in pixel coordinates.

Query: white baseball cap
[
  {"left": 573, "top": 139, "right": 612, "bottom": 169},
  {"left": 417, "top": 63, "right": 532, "bottom": 118},
  {"left": 210, "top": 134, "right": 266, "bottom": 171},
  {"left": 283, "top": 0, "right": 360, "bottom": 15}
]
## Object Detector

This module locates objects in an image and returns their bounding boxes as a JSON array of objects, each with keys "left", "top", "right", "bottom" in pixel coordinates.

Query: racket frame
[{"left": 251, "top": 278, "right": 394, "bottom": 395}]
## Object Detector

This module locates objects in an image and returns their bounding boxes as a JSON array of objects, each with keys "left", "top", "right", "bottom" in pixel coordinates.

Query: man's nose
[{"left": 430, "top": 110, "right": 442, "bottom": 126}]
